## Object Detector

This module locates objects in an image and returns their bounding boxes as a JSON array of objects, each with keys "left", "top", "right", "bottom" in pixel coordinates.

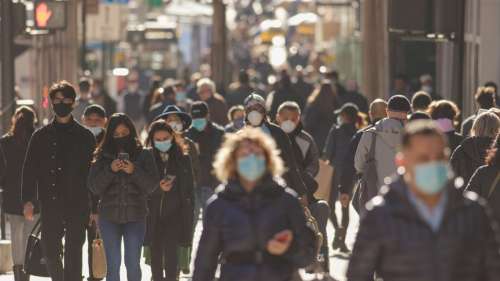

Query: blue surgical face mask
[
  {"left": 155, "top": 139, "right": 172, "bottom": 153},
  {"left": 87, "top": 126, "right": 103, "bottom": 137},
  {"left": 237, "top": 153, "right": 266, "bottom": 182},
  {"left": 233, "top": 117, "right": 245, "bottom": 130},
  {"left": 176, "top": 92, "right": 187, "bottom": 103},
  {"left": 192, "top": 118, "right": 208, "bottom": 131},
  {"left": 414, "top": 161, "right": 451, "bottom": 195}
]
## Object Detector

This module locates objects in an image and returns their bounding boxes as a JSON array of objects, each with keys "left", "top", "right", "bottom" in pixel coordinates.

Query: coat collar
[{"left": 47, "top": 117, "right": 79, "bottom": 134}]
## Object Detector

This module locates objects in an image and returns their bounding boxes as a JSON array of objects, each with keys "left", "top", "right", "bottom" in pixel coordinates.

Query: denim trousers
[{"left": 99, "top": 217, "right": 146, "bottom": 281}]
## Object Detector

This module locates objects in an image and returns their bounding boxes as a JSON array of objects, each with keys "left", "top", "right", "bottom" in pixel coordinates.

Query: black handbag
[{"left": 24, "top": 219, "right": 50, "bottom": 277}]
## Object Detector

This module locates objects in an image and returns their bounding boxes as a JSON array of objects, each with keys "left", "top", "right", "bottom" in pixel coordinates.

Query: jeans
[
  {"left": 40, "top": 208, "right": 87, "bottom": 281},
  {"left": 6, "top": 214, "right": 39, "bottom": 265},
  {"left": 99, "top": 217, "right": 146, "bottom": 281}
]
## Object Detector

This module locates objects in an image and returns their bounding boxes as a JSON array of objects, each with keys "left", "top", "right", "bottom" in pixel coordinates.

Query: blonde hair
[
  {"left": 471, "top": 112, "right": 500, "bottom": 138},
  {"left": 213, "top": 127, "right": 285, "bottom": 182}
]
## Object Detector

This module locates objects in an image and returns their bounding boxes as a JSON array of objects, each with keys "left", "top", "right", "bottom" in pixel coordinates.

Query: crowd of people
[{"left": 0, "top": 69, "right": 500, "bottom": 281}]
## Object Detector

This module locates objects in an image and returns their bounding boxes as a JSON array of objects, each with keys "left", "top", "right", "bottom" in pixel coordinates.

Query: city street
[{"left": 0, "top": 203, "right": 359, "bottom": 281}]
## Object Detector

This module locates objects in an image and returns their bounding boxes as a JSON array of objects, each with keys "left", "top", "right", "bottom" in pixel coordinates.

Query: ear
[{"left": 395, "top": 152, "right": 405, "bottom": 167}]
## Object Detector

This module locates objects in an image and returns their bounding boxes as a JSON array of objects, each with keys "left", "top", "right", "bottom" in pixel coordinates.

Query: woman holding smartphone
[
  {"left": 88, "top": 113, "right": 159, "bottom": 281},
  {"left": 145, "top": 120, "right": 194, "bottom": 281},
  {"left": 193, "top": 127, "right": 316, "bottom": 281}
]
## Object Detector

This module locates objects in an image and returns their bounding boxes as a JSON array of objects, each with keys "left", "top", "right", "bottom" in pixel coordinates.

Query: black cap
[
  {"left": 191, "top": 101, "right": 209, "bottom": 118},
  {"left": 334, "top": 103, "right": 359, "bottom": 119},
  {"left": 388, "top": 95, "right": 411, "bottom": 113},
  {"left": 83, "top": 104, "right": 107, "bottom": 118},
  {"left": 155, "top": 105, "right": 192, "bottom": 128}
]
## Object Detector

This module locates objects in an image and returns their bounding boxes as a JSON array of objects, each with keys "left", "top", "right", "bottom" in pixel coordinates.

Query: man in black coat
[
  {"left": 347, "top": 121, "right": 500, "bottom": 281},
  {"left": 244, "top": 94, "right": 308, "bottom": 202},
  {"left": 22, "top": 81, "right": 96, "bottom": 281}
]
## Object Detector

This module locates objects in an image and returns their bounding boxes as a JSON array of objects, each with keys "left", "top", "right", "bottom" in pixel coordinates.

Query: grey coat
[{"left": 88, "top": 149, "right": 160, "bottom": 224}]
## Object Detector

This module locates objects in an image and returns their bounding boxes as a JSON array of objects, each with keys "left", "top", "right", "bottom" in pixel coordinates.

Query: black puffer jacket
[
  {"left": 466, "top": 165, "right": 500, "bottom": 222},
  {"left": 451, "top": 136, "right": 494, "bottom": 185},
  {"left": 148, "top": 145, "right": 194, "bottom": 246},
  {"left": 347, "top": 176, "right": 500, "bottom": 281},
  {"left": 88, "top": 149, "right": 160, "bottom": 224},
  {"left": 193, "top": 177, "right": 316, "bottom": 281}
]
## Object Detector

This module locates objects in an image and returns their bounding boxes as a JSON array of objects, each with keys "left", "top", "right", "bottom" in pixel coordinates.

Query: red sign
[
  {"left": 35, "top": 2, "right": 52, "bottom": 28},
  {"left": 33, "top": 1, "right": 67, "bottom": 30}
]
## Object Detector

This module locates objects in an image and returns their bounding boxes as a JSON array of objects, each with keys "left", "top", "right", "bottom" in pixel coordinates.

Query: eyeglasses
[{"left": 52, "top": 97, "right": 74, "bottom": 105}]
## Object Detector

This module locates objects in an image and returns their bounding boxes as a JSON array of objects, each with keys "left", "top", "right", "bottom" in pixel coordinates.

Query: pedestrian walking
[
  {"left": 451, "top": 112, "right": 500, "bottom": 186},
  {"left": 225, "top": 105, "right": 246, "bottom": 133},
  {"left": 122, "top": 75, "right": 146, "bottom": 132},
  {"left": 323, "top": 103, "right": 366, "bottom": 253},
  {"left": 193, "top": 128, "right": 316, "bottom": 281},
  {"left": 461, "top": 86, "right": 497, "bottom": 137},
  {"left": 268, "top": 70, "right": 305, "bottom": 121},
  {"left": 275, "top": 101, "right": 331, "bottom": 271},
  {"left": 428, "top": 100, "right": 464, "bottom": 152},
  {"left": 91, "top": 79, "right": 117, "bottom": 116},
  {"left": 74, "top": 77, "right": 94, "bottom": 120},
  {"left": 88, "top": 113, "right": 159, "bottom": 281},
  {"left": 145, "top": 120, "right": 194, "bottom": 281},
  {"left": 354, "top": 95, "right": 410, "bottom": 205},
  {"left": 81, "top": 104, "right": 108, "bottom": 281},
  {"left": 347, "top": 121, "right": 500, "bottom": 281},
  {"left": 303, "top": 81, "right": 340, "bottom": 150},
  {"left": 186, "top": 102, "right": 225, "bottom": 213},
  {"left": 196, "top": 78, "right": 229, "bottom": 126},
  {"left": 244, "top": 94, "right": 308, "bottom": 201},
  {"left": 411, "top": 91, "right": 432, "bottom": 112},
  {"left": 22, "top": 81, "right": 96, "bottom": 281},
  {"left": 0, "top": 106, "right": 39, "bottom": 281},
  {"left": 227, "top": 70, "right": 254, "bottom": 107}
]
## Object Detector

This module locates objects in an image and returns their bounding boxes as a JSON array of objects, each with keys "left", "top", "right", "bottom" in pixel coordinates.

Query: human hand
[
  {"left": 267, "top": 230, "right": 293, "bottom": 256},
  {"left": 340, "top": 193, "right": 350, "bottom": 208},
  {"left": 160, "top": 179, "right": 174, "bottom": 192},
  {"left": 111, "top": 159, "right": 123, "bottom": 172},
  {"left": 122, "top": 160, "right": 135, "bottom": 174}
]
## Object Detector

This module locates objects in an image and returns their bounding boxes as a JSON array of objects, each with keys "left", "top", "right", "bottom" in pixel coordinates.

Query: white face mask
[
  {"left": 247, "top": 111, "right": 264, "bottom": 126},
  {"left": 280, "top": 120, "right": 297, "bottom": 134},
  {"left": 168, "top": 122, "right": 183, "bottom": 133},
  {"left": 87, "top": 126, "right": 104, "bottom": 137},
  {"left": 337, "top": 116, "right": 344, "bottom": 126}
]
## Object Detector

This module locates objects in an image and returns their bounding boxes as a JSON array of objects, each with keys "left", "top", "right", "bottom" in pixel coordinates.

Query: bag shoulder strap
[
  {"left": 31, "top": 218, "right": 42, "bottom": 236},
  {"left": 487, "top": 171, "right": 500, "bottom": 199},
  {"left": 367, "top": 130, "right": 378, "bottom": 161}
]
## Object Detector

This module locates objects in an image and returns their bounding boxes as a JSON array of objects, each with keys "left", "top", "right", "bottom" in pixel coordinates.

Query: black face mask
[
  {"left": 53, "top": 103, "right": 73, "bottom": 117},
  {"left": 114, "top": 135, "right": 130, "bottom": 149}
]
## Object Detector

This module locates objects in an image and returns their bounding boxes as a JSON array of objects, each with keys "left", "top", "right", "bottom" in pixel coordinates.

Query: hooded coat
[
  {"left": 354, "top": 118, "right": 405, "bottom": 189},
  {"left": 450, "top": 136, "right": 494, "bottom": 186}
]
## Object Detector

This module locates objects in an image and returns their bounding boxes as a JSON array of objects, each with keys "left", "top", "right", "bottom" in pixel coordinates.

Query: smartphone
[{"left": 118, "top": 152, "right": 130, "bottom": 161}]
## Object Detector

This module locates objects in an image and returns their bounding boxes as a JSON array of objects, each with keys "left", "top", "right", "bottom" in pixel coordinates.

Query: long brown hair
[
  {"left": 146, "top": 120, "right": 188, "bottom": 155},
  {"left": 9, "top": 106, "right": 37, "bottom": 141}
]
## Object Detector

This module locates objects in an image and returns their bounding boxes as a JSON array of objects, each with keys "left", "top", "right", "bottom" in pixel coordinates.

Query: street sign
[{"left": 33, "top": 1, "right": 67, "bottom": 30}]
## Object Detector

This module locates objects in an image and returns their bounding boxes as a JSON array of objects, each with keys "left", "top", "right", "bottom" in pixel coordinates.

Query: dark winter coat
[
  {"left": 186, "top": 122, "right": 225, "bottom": 189},
  {"left": 466, "top": 165, "right": 500, "bottom": 222},
  {"left": 450, "top": 136, "right": 494, "bottom": 186},
  {"left": 88, "top": 148, "right": 160, "bottom": 224},
  {"left": 0, "top": 135, "right": 38, "bottom": 215},
  {"left": 347, "top": 176, "right": 500, "bottom": 281},
  {"left": 303, "top": 103, "right": 337, "bottom": 150},
  {"left": 193, "top": 177, "right": 316, "bottom": 281},
  {"left": 341, "top": 91, "right": 369, "bottom": 113},
  {"left": 446, "top": 131, "right": 464, "bottom": 153},
  {"left": 206, "top": 94, "right": 229, "bottom": 126},
  {"left": 148, "top": 145, "right": 195, "bottom": 246},
  {"left": 323, "top": 123, "right": 358, "bottom": 169},
  {"left": 263, "top": 122, "right": 308, "bottom": 197},
  {"left": 22, "top": 119, "right": 96, "bottom": 214}
]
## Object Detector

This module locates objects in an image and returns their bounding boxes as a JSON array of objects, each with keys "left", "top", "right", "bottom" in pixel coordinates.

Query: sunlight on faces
[
  {"left": 82, "top": 113, "right": 107, "bottom": 128},
  {"left": 153, "top": 130, "right": 173, "bottom": 142},
  {"left": 235, "top": 140, "right": 266, "bottom": 167},
  {"left": 165, "top": 114, "right": 182, "bottom": 124},
  {"left": 113, "top": 124, "right": 131, "bottom": 138},
  {"left": 198, "top": 85, "right": 213, "bottom": 101},
  {"left": 52, "top": 91, "right": 75, "bottom": 107},
  {"left": 276, "top": 109, "right": 300, "bottom": 125},
  {"left": 232, "top": 110, "right": 245, "bottom": 121}
]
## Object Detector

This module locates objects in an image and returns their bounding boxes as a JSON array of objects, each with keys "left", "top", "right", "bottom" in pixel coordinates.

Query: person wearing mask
[
  {"left": 193, "top": 128, "right": 316, "bottom": 281},
  {"left": 22, "top": 81, "right": 96, "bottom": 281},
  {"left": 451, "top": 112, "right": 500, "bottom": 185},
  {"left": 462, "top": 87, "right": 497, "bottom": 137},
  {"left": 197, "top": 78, "right": 229, "bottom": 126},
  {"left": 275, "top": 101, "right": 330, "bottom": 271},
  {"left": 303, "top": 81, "right": 340, "bottom": 150},
  {"left": 173, "top": 81, "right": 193, "bottom": 112},
  {"left": 268, "top": 70, "right": 305, "bottom": 120},
  {"left": 74, "top": 77, "right": 94, "bottom": 120},
  {"left": 428, "top": 100, "right": 463, "bottom": 152},
  {"left": 411, "top": 91, "right": 432, "bottom": 112},
  {"left": 347, "top": 121, "right": 500, "bottom": 281},
  {"left": 81, "top": 104, "right": 108, "bottom": 281},
  {"left": 323, "top": 103, "right": 366, "bottom": 253},
  {"left": 227, "top": 70, "right": 254, "bottom": 107},
  {"left": 145, "top": 120, "right": 194, "bottom": 281},
  {"left": 338, "top": 99, "right": 387, "bottom": 212},
  {"left": 91, "top": 79, "right": 117, "bottom": 116},
  {"left": 225, "top": 105, "right": 246, "bottom": 133},
  {"left": 122, "top": 75, "right": 145, "bottom": 132},
  {"left": 354, "top": 95, "right": 411, "bottom": 204},
  {"left": 244, "top": 94, "right": 308, "bottom": 203},
  {"left": 88, "top": 114, "right": 159, "bottom": 281},
  {"left": 186, "top": 102, "right": 225, "bottom": 213},
  {"left": 0, "top": 106, "right": 38, "bottom": 281}
]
